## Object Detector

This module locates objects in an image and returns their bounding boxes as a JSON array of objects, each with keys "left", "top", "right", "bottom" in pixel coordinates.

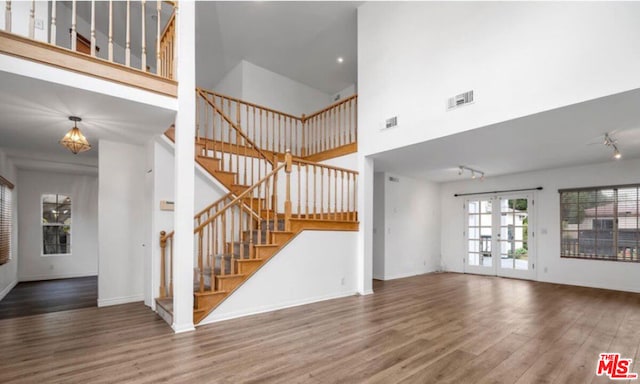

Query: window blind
[
  {"left": 560, "top": 184, "right": 640, "bottom": 262},
  {"left": 0, "top": 175, "right": 14, "bottom": 265}
]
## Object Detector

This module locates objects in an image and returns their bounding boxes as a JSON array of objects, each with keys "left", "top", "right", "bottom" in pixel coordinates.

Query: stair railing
[
  {"left": 197, "top": 89, "right": 358, "bottom": 159},
  {"left": 192, "top": 159, "right": 287, "bottom": 293},
  {"left": 2, "top": 0, "right": 177, "bottom": 79},
  {"left": 302, "top": 95, "right": 358, "bottom": 157},
  {"left": 159, "top": 191, "right": 238, "bottom": 299},
  {"left": 198, "top": 89, "right": 305, "bottom": 157},
  {"left": 196, "top": 89, "right": 275, "bottom": 188},
  {"left": 159, "top": 150, "right": 360, "bottom": 300},
  {"left": 289, "top": 159, "right": 359, "bottom": 222}
]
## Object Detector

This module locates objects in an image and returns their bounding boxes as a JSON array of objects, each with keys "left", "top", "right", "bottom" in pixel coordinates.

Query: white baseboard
[
  {"left": 19, "top": 272, "right": 97, "bottom": 282},
  {"left": 382, "top": 268, "right": 437, "bottom": 281},
  {"left": 0, "top": 280, "right": 18, "bottom": 301},
  {"left": 98, "top": 294, "right": 144, "bottom": 307},
  {"left": 198, "top": 290, "right": 357, "bottom": 326},
  {"left": 172, "top": 323, "right": 196, "bottom": 334}
]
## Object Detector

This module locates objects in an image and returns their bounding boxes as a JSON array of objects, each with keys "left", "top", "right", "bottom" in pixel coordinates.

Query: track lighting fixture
[
  {"left": 458, "top": 165, "right": 485, "bottom": 181},
  {"left": 604, "top": 133, "right": 622, "bottom": 160}
]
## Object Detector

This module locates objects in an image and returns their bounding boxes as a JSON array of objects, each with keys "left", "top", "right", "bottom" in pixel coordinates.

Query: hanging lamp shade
[{"left": 60, "top": 116, "right": 91, "bottom": 154}]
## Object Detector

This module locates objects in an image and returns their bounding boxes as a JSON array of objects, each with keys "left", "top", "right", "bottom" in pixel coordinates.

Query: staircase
[{"left": 156, "top": 89, "right": 359, "bottom": 325}]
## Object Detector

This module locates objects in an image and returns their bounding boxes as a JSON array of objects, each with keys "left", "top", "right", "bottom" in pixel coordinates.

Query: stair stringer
[{"left": 196, "top": 227, "right": 358, "bottom": 326}]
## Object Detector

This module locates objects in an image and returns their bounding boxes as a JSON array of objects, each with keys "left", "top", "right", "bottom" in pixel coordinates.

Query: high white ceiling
[
  {"left": 0, "top": 71, "right": 175, "bottom": 171},
  {"left": 195, "top": 1, "right": 360, "bottom": 94},
  {"left": 372, "top": 88, "right": 640, "bottom": 183}
]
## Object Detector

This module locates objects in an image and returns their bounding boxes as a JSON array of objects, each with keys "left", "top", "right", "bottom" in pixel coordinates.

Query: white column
[
  {"left": 356, "top": 154, "right": 374, "bottom": 295},
  {"left": 172, "top": 0, "right": 195, "bottom": 333}
]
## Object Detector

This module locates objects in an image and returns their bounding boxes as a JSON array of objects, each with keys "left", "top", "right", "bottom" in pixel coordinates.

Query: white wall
[
  {"left": 372, "top": 172, "right": 385, "bottom": 279},
  {"left": 242, "top": 60, "right": 331, "bottom": 117},
  {"left": 213, "top": 60, "right": 332, "bottom": 117},
  {"left": 320, "top": 152, "right": 357, "bottom": 171},
  {"left": 200, "top": 230, "right": 357, "bottom": 324},
  {"left": 147, "top": 136, "right": 228, "bottom": 307},
  {"left": 378, "top": 173, "right": 441, "bottom": 280},
  {"left": 0, "top": 149, "right": 18, "bottom": 301},
  {"left": 440, "top": 158, "right": 640, "bottom": 293},
  {"left": 17, "top": 169, "right": 98, "bottom": 281},
  {"left": 331, "top": 83, "right": 357, "bottom": 103},
  {"left": 358, "top": 2, "right": 640, "bottom": 157},
  {"left": 98, "top": 140, "right": 146, "bottom": 306},
  {"left": 213, "top": 61, "right": 243, "bottom": 99}
]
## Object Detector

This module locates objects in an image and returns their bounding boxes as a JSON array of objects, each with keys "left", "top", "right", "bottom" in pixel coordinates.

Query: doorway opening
[{"left": 464, "top": 193, "right": 536, "bottom": 280}]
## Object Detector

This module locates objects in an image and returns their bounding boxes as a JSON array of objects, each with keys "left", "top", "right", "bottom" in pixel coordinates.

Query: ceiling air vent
[{"left": 447, "top": 90, "right": 474, "bottom": 110}]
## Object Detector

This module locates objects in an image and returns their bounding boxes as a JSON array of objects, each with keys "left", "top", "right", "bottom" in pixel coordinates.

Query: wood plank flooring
[
  {"left": 1, "top": 273, "right": 639, "bottom": 383},
  {"left": 0, "top": 276, "right": 97, "bottom": 320}
]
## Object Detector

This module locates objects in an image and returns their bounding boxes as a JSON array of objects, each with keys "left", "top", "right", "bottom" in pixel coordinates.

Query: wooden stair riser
[
  {"left": 226, "top": 242, "right": 254, "bottom": 259},
  {"left": 212, "top": 171, "right": 236, "bottom": 187},
  {"left": 241, "top": 230, "right": 271, "bottom": 244},
  {"left": 254, "top": 244, "right": 279, "bottom": 260},
  {"left": 196, "top": 156, "right": 222, "bottom": 173},
  {"left": 231, "top": 184, "right": 250, "bottom": 195},
  {"left": 216, "top": 274, "right": 245, "bottom": 292},
  {"left": 242, "top": 197, "right": 266, "bottom": 211},
  {"left": 271, "top": 231, "right": 294, "bottom": 244},
  {"left": 235, "top": 259, "right": 263, "bottom": 275},
  {"left": 260, "top": 219, "right": 286, "bottom": 231},
  {"left": 194, "top": 291, "right": 227, "bottom": 311}
]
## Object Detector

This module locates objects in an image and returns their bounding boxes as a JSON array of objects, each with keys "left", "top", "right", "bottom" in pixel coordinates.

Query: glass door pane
[
  {"left": 498, "top": 197, "right": 528, "bottom": 271},
  {"left": 466, "top": 199, "right": 493, "bottom": 273}
]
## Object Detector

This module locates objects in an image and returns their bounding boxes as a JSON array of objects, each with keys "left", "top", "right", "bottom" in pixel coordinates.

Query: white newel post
[{"left": 172, "top": 1, "right": 195, "bottom": 333}]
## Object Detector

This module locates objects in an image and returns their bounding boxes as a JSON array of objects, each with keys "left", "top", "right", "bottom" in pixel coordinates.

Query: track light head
[{"left": 614, "top": 147, "right": 622, "bottom": 160}]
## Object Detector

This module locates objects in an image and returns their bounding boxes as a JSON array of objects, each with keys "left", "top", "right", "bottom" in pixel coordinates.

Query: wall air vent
[
  {"left": 385, "top": 116, "right": 398, "bottom": 129},
  {"left": 447, "top": 90, "right": 474, "bottom": 110}
]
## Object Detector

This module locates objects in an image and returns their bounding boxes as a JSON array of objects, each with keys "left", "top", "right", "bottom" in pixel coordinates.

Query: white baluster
[
  {"left": 108, "top": 0, "right": 113, "bottom": 61},
  {"left": 28, "top": 0, "right": 34, "bottom": 39},
  {"left": 50, "top": 0, "right": 56, "bottom": 45},
  {"left": 125, "top": 0, "right": 131, "bottom": 66},
  {"left": 71, "top": 0, "right": 77, "bottom": 51},
  {"left": 90, "top": 0, "right": 96, "bottom": 56},
  {"left": 4, "top": 0, "right": 11, "bottom": 33},
  {"left": 141, "top": 0, "right": 146, "bottom": 71},
  {"left": 156, "top": 0, "right": 161, "bottom": 74}
]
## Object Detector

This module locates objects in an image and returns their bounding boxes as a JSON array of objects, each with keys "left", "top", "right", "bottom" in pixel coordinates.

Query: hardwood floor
[
  {"left": 0, "top": 276, "right": 97, "bottom": 320},
  {"left": 1, "top": 273, "right": 639, "bottom": 383}
]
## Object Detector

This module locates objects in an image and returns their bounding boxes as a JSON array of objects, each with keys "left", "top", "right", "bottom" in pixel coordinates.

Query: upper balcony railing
[{"left": 1, "top": 0, "right": 177, "bottom": 94}]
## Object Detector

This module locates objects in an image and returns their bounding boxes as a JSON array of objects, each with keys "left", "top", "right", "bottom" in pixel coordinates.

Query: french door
[{"left": 464, "top": 194, "right": 536, "bottom": 280}]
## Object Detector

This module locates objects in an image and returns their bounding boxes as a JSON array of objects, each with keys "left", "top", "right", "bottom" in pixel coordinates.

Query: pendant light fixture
[{"left": 60, "top": 116, "right": 91, "bottom": 154}]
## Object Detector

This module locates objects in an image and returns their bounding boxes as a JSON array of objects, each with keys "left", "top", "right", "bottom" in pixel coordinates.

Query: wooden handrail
[
  {"left": 198, "top": 88, "right": 301, "bottom": 121},
  {"left": 292, "top": 158, "right": 359, "bottom": 175},
  {"left": 197, "top": 87, "right": 357, "bottom": 159},
  {"left": 161, "top": 191, "right": 236, "bottom": 241},
  {"left": 195, "top": 162, "right": 286, "bottom": 233},
  {"left": 303, "top": 94, "right": 358, "bottom": 121},
  {"left": 197, "top": 89, "right": 275, "bottom": 167},
  {"left": 2, "top": 0, "right": 176, "bottom": 79},
  {"left": 160, "top": 11, "right": 175, "bottom": 41}
]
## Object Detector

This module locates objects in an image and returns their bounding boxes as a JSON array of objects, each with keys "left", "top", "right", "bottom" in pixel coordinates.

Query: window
[
  {"left": 0, "top": 175, "right": 14, "bottom": 265},
  {"left": 42, "top": 194, "right": 72, "bottom": 255},
  {"left": 560, "top": 185, "right": 640, "bottom": 262}
]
